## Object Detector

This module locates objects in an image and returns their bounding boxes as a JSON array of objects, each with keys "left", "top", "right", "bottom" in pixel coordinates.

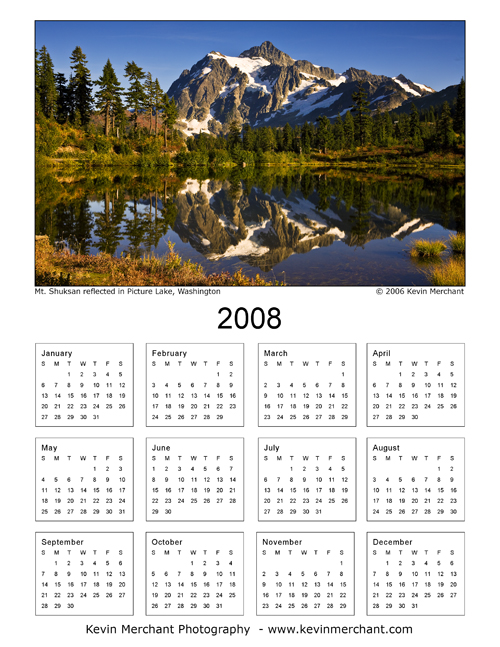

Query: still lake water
[{"left": 35, "top": 167, "right": 464, "bottom": 286}]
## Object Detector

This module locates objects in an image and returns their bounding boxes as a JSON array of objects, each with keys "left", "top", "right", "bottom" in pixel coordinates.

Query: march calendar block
[
  {"left": 257, "top": 533, "right": 354, "bottom": 615},
  {"left": 36, "top": 343, "right": 134, "bottom": 427},
  {"left": 146, "top": 533, "right": 244, "bottom": 615},
  {"left": 367, "top": 438, "right": 465, "bottom": 521},
  {"left": 258, "top": 344, "right": 356, "bottom": 427},
  {"left": 146, "top": 438, "right": 244, "bottom": 521},
  {"left": 367, "top": 343, "right": 465, "bottom": 427},
  {"left": 36, "top": 532, "right": 134, "bottom": 615},
  {"left": 367, "top": 532, "right": 465, "bottom": 615},
  {"left": 146, "top": 344, "right": 244, "bottom": 427},
  {"left": 258, "top": 438, "right": 356, "bottom": 521}
]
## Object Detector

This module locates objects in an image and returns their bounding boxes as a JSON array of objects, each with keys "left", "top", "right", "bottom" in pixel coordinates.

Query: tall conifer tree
[
  {"left": 124, "top": 61, "right": 146, "bottom": 134},
  {"left": 94, "top": 59, "right": 123, "bottom": 137},
  {"left": 69, "top": 46, "right": 93, "bottom": 125}
]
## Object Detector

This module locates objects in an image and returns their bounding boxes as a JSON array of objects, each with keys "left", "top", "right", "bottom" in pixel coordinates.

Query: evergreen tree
[
  {"left": 69, "top": 46, "right": 93, "bottom": 125},
  {"left": 38, "top": 46, "right": 58, "bottom": 119},
  {"left": 153, "top": 78, "right": 163, "bottom": 136},
  {"left": 94, "top": 59, "right": 123, "bottom": 137},
  {"left": 316, "top": 115, "right": 333, "bottom": 154},
  {"left": 334, "top": 113, "right": 345, "bottom": 150},
  {"left": 282, "top": 122, "right": 293, "bottom": 152},
  {"left": 409, "top": 102, "right": 422, "bottom": 146},
  {"left": 351, "top": 81, "right": 371, "bottom": 145},
  {"left": 453, "top": 77, "right": 465, "bottom": 135},
  {"left": 55, "top": 73, "right": 71, "bottom": 123},
  {"left": 343, "top": 111, "right": 355, "bottom": 148},
  {"left": 143, "top": 72, "right": 155, "bottom": 134},
  {"left": 124, "top": 61, "right": 146, "bottom": 134},
  {"left": 437, "top": 101, "right": 455, "bottom": 149},
  {"left": 35, "top": 49, "right": 43, "bottom": 117},
  {"left": 242, "top": 123, "right": 255, "bottom": 151},
  {"left": 160, "top": 93, "right": 178, "bottom": 149},
  {"left": 227, "top": 120, "right": 241, "bottom": 150}
]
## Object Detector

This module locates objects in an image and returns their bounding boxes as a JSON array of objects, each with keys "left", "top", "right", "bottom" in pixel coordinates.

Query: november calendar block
[
  {"left": 257, "top": 532, "right": 354, "bottom": 615},
  {"left": 258, "top": 438, "right": 356, "bottom": 521},
  {"left": 367, "top": 343, "right": 465, "bottom": 427},
  {"left": 146, "top": 532, "right": 244, "bottom": 616},
  {"left": 367, "top": 438, "right": 465, "bottom": 521},
  {"left": 36, "top": 343, "right": 134, "bottom": 427},
  {"left": 367, "top": 532, "right": 465, "bottom": 615},
  {"left": 36, "top": 532, "right": 134, "bottom": 616},
  {"left": 258, "top": 344, "right": 356, "bottom": 427},
  {"left": 146, "top": 344, "right": 244, "bottom": 427}
]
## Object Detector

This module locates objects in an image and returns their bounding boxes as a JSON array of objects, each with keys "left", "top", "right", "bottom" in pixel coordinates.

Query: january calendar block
[
  {"left": 367, "top": 343, "right": 464, "bottom": 427},
  {"left": 36, "top": 343, "right": 134, "bottom": 427},
  {"left": 35, "top": 438, "right": 134, "bottom": 521},
  {"left": 367, "top": 532, "right": 465, "bottom": 615},
  {"left": 146, "top": 438, "right": 244, "bottom": 521},
  {"left": 146, "top": 532, "right": 244, "bottom": 616},
  {"left": 258, "top": 438, "right": 356, "bottom": 521},
  {"left": 257, "top": 532, "right": 354, "bottom": 615},
  {"left": 367, "top": 438, "right": 465, "bottom": 521},
  {"left": 36, "top": 532, "right": 134, "bottom": 615},
  {"left": 258, "top": 344, "right": 356, "bottom": 427},
  {"left": 146, "top": 344, "right": 244, "bottom": 427}
]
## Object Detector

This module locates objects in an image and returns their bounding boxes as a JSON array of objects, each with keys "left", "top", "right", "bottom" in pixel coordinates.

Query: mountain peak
[{"left": 239, "top": 41, "right": 294, "bottom": 66}]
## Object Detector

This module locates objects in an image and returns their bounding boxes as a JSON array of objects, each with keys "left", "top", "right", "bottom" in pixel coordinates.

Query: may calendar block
[
  {"left": 367, "top": 532, "right": 465, "bottom": 615},
  {"left": 146, "top": 344, "right": 244, "bottom": 427},
  {"left": 36, "top": 532, "right": 134, "bottom": 615},
  {"left": 258, "top": 438, "right": 356, "bottom": 521},
  {"left": 258, "top": 344, "right": 356, "bottom": 427},
  {"left": 257, "top": 532, "right": 354, "bottom": 615},
  {"left": 367, "top": 438, "right": 465, "bottom": 521},
  {"left": 146, "top": 438, "right": 244, "bottom": 521},
  {"left": 146, "top": 532, "right": 244, "bottom": 616},
  {"left": 36, "top": 438, "right": 134, "bottom": 521},
  {"left": 367, "top": 343, "right": 464, "bottom": 427},
  {"left": 36, "top": 343, "right": 134, "bottom": 427}
]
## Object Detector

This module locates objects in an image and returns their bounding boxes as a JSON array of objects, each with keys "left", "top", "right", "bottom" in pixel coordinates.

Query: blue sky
[{"left": 35, "top": 20, "right": 464, "bottom": 93}]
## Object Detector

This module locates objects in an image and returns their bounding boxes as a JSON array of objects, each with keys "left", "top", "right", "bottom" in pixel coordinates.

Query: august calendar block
[
  {"left": 258, "top": 344, "right": 356, "bottom": 427},
  {"left": 36, "top": 344, "right": 134, "bottom": 427},
  {"left": 146, "top": 344, "right": 244, "bottom": 427}
]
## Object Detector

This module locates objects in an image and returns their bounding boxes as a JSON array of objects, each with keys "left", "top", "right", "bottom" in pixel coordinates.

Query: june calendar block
[
  {"left": 258, "top": 344, "right": 356, "bottom": 427},
  {"left": 36, "top": 532, "right": 134, "bottom": 615},
  {"left": 367, "top": 343, "right": 464, "bottom": 427},
  {"left": 36, "top": 343, "right": 134, "bottom": 427},
  {"left": 146, "top": 533, "right": 244, "bottom": 616},
  {"left": 258, "top": 438, "right": 356, "bottom": 521},
  {"left": 146, "top": 344, "right": 244, "bottom": 427},
  {"left": 257, "top": 533, "right": 354, "bottom": 615},
  {"left": 367, "top": 438, "right": 465, "bottom": 521},
  {"left": 146, "top": 438, "right": 244, "bottom": 521},
  {"left": 367, "top": 532, "right": 465, "bottom": 615}
]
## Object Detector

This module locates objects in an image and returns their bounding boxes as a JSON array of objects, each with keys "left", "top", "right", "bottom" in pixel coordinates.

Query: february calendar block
[
  {"left": 367, "top": 438, "right": 465, "bottom": 521},
  {"left": 36, "top": 532, "right": 134, "bottom": 615},
  {"left": 146, "top": 533, "right": 244, "bottom": 616},
  {"left": 146, "top": 438, "right": 244, "bottom": 521},
  {"left": 367, "top": 532, "right": 465, "bottom": 615},
  {"left": 258, "top": 344, "right": 356, "bottom": 427},
  {"left": 258, "top": 438, "right": 356, "bottom": 521},
  {"left": 36, "top": 343, "right": 134, "bottom": 427},
  {"left": 146, "top": 344, "right": 244, "bottom": 427},
  {"left": 367, "top": 343, "right": 464, "bottom": 427},
  {"left": 257, "top": 533, "right": 354, "bottom": 615}
]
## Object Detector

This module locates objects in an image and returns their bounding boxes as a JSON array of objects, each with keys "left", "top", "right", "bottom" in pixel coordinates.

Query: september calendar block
[
  {"left": 146, "top": 344, "right": 244, "bottom": 427},
  {"left": 258, "top": 438, "right": 356, "bottom": 521},
  {"left": 36, "top": 532, "right": 134, "bottom": 615},
  {"left": 146, "top": 533, "right": 244, "bottom": 616},
  {"left": 36, "top": 343, "right": 134, "bottom": 427},
  {"left": 258, "top": 344, "right": 356, "bottom": 427},
  {"left": 146, "top": 438, "right": 244, "bottom": 521},
  {"left": 367, "top": 343, "right": 465, "bottom": 427},
  {"left": 367, "top": 438, "right": 465, "bottom": 521},
  {"left": 367, "top": 532, "right": 465, "bottom": 615},
  {"left": 257, "top": 532, "right": 354, "bottom": 615}
]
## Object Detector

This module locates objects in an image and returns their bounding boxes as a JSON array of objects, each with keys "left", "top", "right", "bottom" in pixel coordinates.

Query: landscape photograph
[{"left": 35, "top": 20, "right": 465, "bottom": 287}]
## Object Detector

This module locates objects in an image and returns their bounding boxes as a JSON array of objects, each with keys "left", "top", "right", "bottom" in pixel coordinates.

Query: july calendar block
[
  {"left": 367, "top": 343, "right": 464, "bottom": 427},
  {"left": 258, "top": 344, "right": 356, "bottom": 427},
  {"left": 257, "top": 532, "right": 354, "bottom": 615},
  {"left": 367, "top": 532, "right": 465, "bottom": 615},
  {"left": 146, "top": 532, "right": 244, "bottom": 616},
  {"left": 36, "top": 532, "right": 134, "bottom": 615},
  {"left": 35, "top": 438, "right": 134, "bottom": 521},
  {"left": 258, "top": 438, "right": 356, "bottom": 521},
  {"left": 36, "top": 343, "right": 134, "bottom": 427},
  {"left": 367, "top": 438, "right": 465, "bottom": 521},
  {"left": 146, "top": 344, "right": 244, "bottom": 427},
  {"left": 146, "top": 438, "right": 244, "bottom": 521}
]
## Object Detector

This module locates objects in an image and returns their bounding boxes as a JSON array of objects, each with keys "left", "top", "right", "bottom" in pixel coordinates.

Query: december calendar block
[
  {"left": 146, "top": 344, "right": 244, "bottom": 427},
  {"left": 367, "top": 532, "right": 465, "bottom": 615},
  {"left": 36, "top": 343, "right": 134, "bottom": 427},
  {"left": 258, "top": 344, "right": 356, "bottom": 427}
]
